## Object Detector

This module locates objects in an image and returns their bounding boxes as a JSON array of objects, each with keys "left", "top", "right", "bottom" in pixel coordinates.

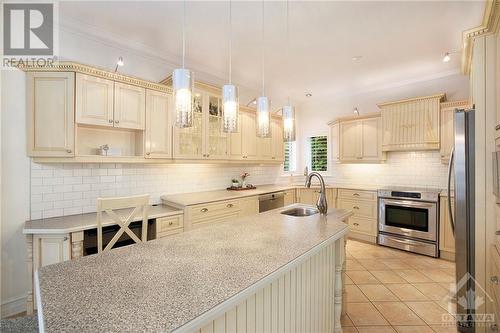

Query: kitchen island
[{"left": 35, "top": 204, "right": 351, "bottom": 332}]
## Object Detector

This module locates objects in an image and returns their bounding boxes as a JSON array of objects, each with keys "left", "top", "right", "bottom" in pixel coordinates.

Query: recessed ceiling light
[
  {"left": 305, "top": 93, "right": 312, "bottom": 97},
  {"left": 443, "top": 52, "right": 451, "bottom": 62},
  {"left": 352, "top": 56, "right": 363, "bottom": 61}
]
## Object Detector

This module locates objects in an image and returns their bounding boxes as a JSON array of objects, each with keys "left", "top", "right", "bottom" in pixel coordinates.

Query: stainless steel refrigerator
[{"left": 447, "top": 109, "right": 475, "bottom": 332}]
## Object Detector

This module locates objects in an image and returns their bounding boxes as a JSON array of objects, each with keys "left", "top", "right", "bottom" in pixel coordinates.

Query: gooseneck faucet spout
[{"left": 305, "top": 172, "right": 328, "bottom": 215}]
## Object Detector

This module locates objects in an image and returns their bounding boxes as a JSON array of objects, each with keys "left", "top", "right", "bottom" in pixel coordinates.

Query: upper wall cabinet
[
  {"left": 440, "top": 100, "right": 469, "bottom": 164},
  {"left": 76, "top": 74, "right": 146, "bottom": 130},
  {"left": 271, "top": 118, "right": 285, "bottom": 161},
  {"left": 145, "top": 90, "right": 171, "bottom": 159},
  {"left": 173, "top": 88, "right": 229, "bottom": 160},
  {"left": 378, "top": 94, "right": 445, "bottom": 152},
  {"left": 230, "top": 109, "right": 258, "bottom": 160},
  {"left": 27, "top": 72, "right": 75, "bottom": 157},
  {"left": 330, "top": 113, "right": 385, "bottom": 163},
  {"left": 76, "top": 73, "right": 114, "bottom": 127}
]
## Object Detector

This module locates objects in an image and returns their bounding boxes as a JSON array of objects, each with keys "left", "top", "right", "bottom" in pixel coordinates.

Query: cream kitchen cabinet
[
  {"left": 114, "top": 82, "right": 146, "bottom": 130},
  {"left": 155, "top": 215, "right": 183, "bottom": 238},
  {"left": 145, "top": 90, "right": 172, "bottom": 158},
  {"left": 33, "top": 234, "right": 71, "bottom": 270},
  {"left": 330, "top": 122, "right": 340, "bottom": 162},
  {"left": 27, "top": 72, "right": 75, "bottom": 157},
  {"left": 440, "top": 100, "right": 469, "bottom": 163},
  {"left": 335, "top": 114, "right": 385, "bottom": 163},
  {"left": 238, "top": 196, "right": 259, "bottom": 217},
  {"left": 378, "top": 94, "right": 445, "bottom": 151},
  {"left": 283, "top": 189, "right": 296, "bottom": 206},
  {"left": 173, "top": 89, "right": 229, "bottom": 160},
  {"left": 439, "top": 195, "right": 455, "bottom": 261},
  {"left": 76, "top": 73, "right": 114, "bottom": 127},
  {"left": 337, "top": 189, "right": 378, "bottom": 243},
  {"left": 271, "top": 117, "right": 285, "bottom": 161},
  {"left": 230, "top": 109, "right": 258, "bottom": 160},
  {"left": 76, "top": 74, "right": 146, "bottom": 130},
  {"left": 296, "top": 187, "right": 337, "bottom": 208}
]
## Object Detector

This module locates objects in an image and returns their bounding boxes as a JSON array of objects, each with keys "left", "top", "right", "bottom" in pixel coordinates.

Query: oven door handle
[
  {"left": 447, "top": 147, "right": 455, "bottom": 235},
  {"left": 380, "top": 199, "right": 435, "bottom": 209}
]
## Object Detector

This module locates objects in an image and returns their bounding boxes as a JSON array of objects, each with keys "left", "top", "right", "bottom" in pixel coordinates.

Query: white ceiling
[{"left": 59, "top": 1, "right": 485, "bottom": 108}]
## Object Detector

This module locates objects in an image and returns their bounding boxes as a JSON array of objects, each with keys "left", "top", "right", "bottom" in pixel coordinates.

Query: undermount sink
[{"left": 281, "top": 207, "right": 319, "bottom": 217}]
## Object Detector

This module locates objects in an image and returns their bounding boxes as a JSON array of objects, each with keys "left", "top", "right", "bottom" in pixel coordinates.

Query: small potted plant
[
  {"left": 231, "top": 178, "right": 240, "bottom": 188},
  {"left": 241, "top": 172, "right": 250, "bottom": 188}
]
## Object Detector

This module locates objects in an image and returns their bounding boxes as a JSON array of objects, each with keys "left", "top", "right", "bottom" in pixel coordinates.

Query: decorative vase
[
  {"left": 242, "top": 180, "right": 247, "bottom": 188},
  {"left": 232, "top": 181, "right": 239, "bottom": 188}
]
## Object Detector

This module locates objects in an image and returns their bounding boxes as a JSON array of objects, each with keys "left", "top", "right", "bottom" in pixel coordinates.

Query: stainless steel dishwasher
[{"left": 258, "top": 192, "right": 285, "bottom": 213}]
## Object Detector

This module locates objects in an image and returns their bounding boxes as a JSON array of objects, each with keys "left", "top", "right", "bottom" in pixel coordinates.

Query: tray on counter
[{"left": 226, "top": 185, "right": 257, "bottom": 191}]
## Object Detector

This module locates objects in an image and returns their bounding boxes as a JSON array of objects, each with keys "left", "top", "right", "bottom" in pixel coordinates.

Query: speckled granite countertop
[
  {"left": 24, "top": 204, "right": 183, "bottom": 234},
  {"left": 36, "top": 204, "right": 351, "bottom": 332}
]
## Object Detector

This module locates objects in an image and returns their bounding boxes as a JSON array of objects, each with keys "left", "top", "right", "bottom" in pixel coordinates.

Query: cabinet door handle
[
  {"left": 227, "top": 204, "right": 233, "bottom": 208},
  {"left": 207, "top": 154, "right": 210, "bottom": 157},
  {"left": 495, "top": 125, "right": 500, "bottom": 131},
  {"left": 146, "top": 152, "right": 151, "bottom": 156},
  {"left": 66, "top": 149, "right": 72, "bottom": 153},
  {"left": 496, "top": 231, "right": 500, "bottom": 236},
  {"left": 108, "top": 119, "right": 113, "bottom": 123},
  {"left": 491, "top": 323, "right": 498, "bottom": 332},
  {"left": 353, "top": 223, "right": 359, "bottom": 226},
  {"left": 168, "top": 221, "right": 173, "bottom": 226},
  {"left": 200, "top": 208, "right": 209, "bottom": 213},
  {"left": 353, "top": 193, "right": 360, "bottom": 197},
  {"left": 491, "top": 276, "right": 499, "bottom": 284},
  {"left": 63, "top": 236, "right": 68, "bottom": 241},
  {"left": 353, "top": 206, "right": 360, "bottom": 210},
  {"left": 114, "top": 120, "right": 120, "bottom": 124}
]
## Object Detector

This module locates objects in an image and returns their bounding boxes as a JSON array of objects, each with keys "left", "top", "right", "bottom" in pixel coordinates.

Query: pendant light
[
  {"left": 173, "top": 1, "right": 194, "bottom": 128},
  {"left": 282, "top": 0, "right": 296, "bottom": 142},
  {"left": 222, "top": 0, "right": 239, "bottom": 133},
  {"left": 256, "top": 0, "right": 271, "bottom": 138}
]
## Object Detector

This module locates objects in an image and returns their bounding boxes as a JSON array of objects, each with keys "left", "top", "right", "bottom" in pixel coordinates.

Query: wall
[{"left": 31, "top": 163, "right": 281, "bottom": 219}]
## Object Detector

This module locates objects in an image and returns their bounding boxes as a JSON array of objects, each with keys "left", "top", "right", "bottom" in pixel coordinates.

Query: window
[
  {"left": 309, "top": 136, "right": 328, "bottom": 171},
  {"left": 284, "top": 141, "right": 296, "bottom": 172}
]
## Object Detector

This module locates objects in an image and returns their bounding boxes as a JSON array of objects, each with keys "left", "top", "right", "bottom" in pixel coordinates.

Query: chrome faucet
[{"left": 305, "top": 172, "right": 328, "bottom": 215}]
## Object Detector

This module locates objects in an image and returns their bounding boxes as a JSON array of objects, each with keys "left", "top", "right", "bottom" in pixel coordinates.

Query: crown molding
[
  {"left": 440, "top": 99, "right": 470, "bottom": 109},
  {"left": 377, "top": 93, "right": 446, "bottom": 108},
  {"left": 461, "top": 0, "right": 500, "bottom": 75},
  {"left": 17, "top": 61, "right": 170, "bottom": 93}
]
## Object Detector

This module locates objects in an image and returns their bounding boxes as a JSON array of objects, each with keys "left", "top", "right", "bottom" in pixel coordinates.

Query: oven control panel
[{"left": 377, "top": 189, "right": 439, "bottom": 202}]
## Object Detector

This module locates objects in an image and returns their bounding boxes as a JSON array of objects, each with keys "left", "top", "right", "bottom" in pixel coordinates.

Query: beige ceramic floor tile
[
  {"left": 357, "top": 259, "right": 392, "bottom": 271},
  {"left": 386, "top": 284, "right": 429, "bottom": 301},
  {"left": 381, "top": 259, "right": 412, "bottom": 270},
  {"left": 419, "top": 269, "right": 455, "bottom": 283},
  {"left": 345, "top": 284, "right": 370, "bottom": 302},
  {"left": 435, "top": 299, "right": 457, "bottom": 315},
  {"left": 394, "top": 326, "right": 434, "bottom": 333},
  {"left": 346, "top": 259, "right": 367, "bottom": 271},
  {"left": 440, "top": 282, "right": 456, "bottom": 293},
  {"left": 346, "top": 302, "right": 389, "bottom": 326},
  {"left": 412, "top": 283, "right": 450, "bottom": 301},
  {"left": 342, "top": 327, "right": 359, "bottom": 333},
  {"left": 345, "top": 274, "right": 354, "bottom": 285},
  {"left": 429, "top": 325, "right": 459, "bottom": 332},
  {"left": 341, "top": 314, "right": 354, "bottom": 327},
  {"left": 373, "top": 302, "right": 425, "bottom": 326},
  {"left": 370, "top": 270, "right": 408, "bottom": 284},
  {"left": 358, "top": 284, "right": 399, "bottom": 301},
  {"left": 356, "top": 326, "right": 396, "bottom": 333},
  {"left": 394, "top": 270, "right": 433, "bottom": 283},
  {"left": 405, "top": 301, "right": 452, "bottom": 325},
  {"left": 346, "top": 270, "right": 380, "bottom": 284}
]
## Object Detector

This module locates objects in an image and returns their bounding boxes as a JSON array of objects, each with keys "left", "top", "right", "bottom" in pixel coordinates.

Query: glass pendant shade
[
  {"left": 256, "top": 96, "right": 271, "bottom": 138},
  {"left": 283, "top": 105, "right": 296, "bottom": 142},
  {"left": 172, "top": 68, "right": 194, "bottom": 128},
  {"left": 222, "top": 84, "right": 239, "bottom": 133}
]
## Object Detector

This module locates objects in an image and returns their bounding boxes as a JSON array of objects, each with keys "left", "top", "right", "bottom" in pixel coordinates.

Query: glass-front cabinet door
[
  {"left": 206, "top": 94, "right": 228, "bottom": 159},
  {"left": 172, "top": 89, "right": 228, "bottom": 160},
  {"left": 173, "top": 90, "right": 204, "bottom": 159}
]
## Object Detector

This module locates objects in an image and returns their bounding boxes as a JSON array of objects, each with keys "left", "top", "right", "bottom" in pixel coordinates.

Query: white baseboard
[
  {"left": 1, "top": 295, "right": 26, "bottom": 318},
  {"left": 348, "top": 232, "right": 377, "bottom": 244}
]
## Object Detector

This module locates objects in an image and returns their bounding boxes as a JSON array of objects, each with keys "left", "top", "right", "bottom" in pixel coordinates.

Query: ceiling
[{"left": 59, "top": 1, "right": 485, "bottom": 108}]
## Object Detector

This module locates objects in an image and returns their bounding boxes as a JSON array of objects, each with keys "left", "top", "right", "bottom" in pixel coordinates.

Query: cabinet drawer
[
  {"left": 347, "top": 217, "right": 376, "bottom": 236},
  {"left": 338, "top": 189, "right": 377, "bottom": 201},
  {"left": 338, "top": 199, "right": 377, "bottom": 219},
  {"left": 189, "top": 200, "right": 240, "bottom": 221},
  {"left": 156, "top": 215, "right": 183, "bottom": 233},
  {"left": 192, "top": 212, "right": 239, "bottom": 228}
]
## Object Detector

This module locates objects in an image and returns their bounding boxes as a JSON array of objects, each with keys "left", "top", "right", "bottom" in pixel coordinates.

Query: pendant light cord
[
  {"left": 182, "top": 0, "right": 186, "bottom": 68},
  {"left": 229, "top": 0, "right": 232, "bottom": 84},
  {"left": 286, "top": 0, "right": 290, "bottom": 105},
  {"left": 261, "top": 0, "right": 265, "bottom": 96}
]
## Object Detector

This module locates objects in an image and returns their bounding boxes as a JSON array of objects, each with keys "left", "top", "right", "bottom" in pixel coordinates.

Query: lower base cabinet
[
  {"left": 156, "top": 215, "right": 184, "bottom": 238},
  {"left": 283, "top": 189, "right": 296, "bottom": 206},
  {"left": 296, "top": 188, "right": 337, "bottom": 208},
  {"left": 239, "top": 197, "right": 259, "bottom": 217},
  {"left": 337, "top": 189, "right": 377, "bottom": 243}
]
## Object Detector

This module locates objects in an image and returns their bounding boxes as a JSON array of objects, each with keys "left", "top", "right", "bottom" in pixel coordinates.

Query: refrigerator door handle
[{"left": 447, "top": 147, "right": 455, "bottom": 235}]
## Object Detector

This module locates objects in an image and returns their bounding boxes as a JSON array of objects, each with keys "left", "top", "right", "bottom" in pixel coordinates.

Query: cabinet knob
[
  {"left": 114, "top": 120, "right": 120, "bottom": 124},
  {"left": 201, "top": 208, "right": 209, "bottom": 213},
  {"left": 227, "top": 203, "right": 233, "bottom": 208},
  {"left": 168, "top": 221, "right": 173, "bottom": 226},
  {"left": 491, "top": 276, "right": 499, "bottom": 284},
  {"left": 66, "top": 149, "right": 72, "bottom": 153},
  {"left": 353, "top": 223, "right": 359, "bottom": 226},
  {"left": 146, "top": 152, "right": 151, "bottom": 156},
  {"left": 206, "top": 154, "right": 210, "bottom": 157},
  {"left": 63, "top": 236, "right": 68, "bottom": 241},
  {"left": 353, "top": 193, "right": 360, "bottom": 197},
  {"left": 108, "top": 119, "right": 113, "bottom": 123},
  {"left": 496, "top": 231, "right": 500, "bottom": 235},
  {"left": 491, "top": 323, "right": 498, "bottom": 332},
  {"left": 353, "top": 206, "right": 360, "bottom": 210},
  {"left": 272, "top": 157, "right": 276, "bottom": 159}
]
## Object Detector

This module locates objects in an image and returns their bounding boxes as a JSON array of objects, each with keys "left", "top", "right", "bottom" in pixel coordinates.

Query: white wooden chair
[{"left": 96, "top": 194, "right": 150, "bottom": 253}]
